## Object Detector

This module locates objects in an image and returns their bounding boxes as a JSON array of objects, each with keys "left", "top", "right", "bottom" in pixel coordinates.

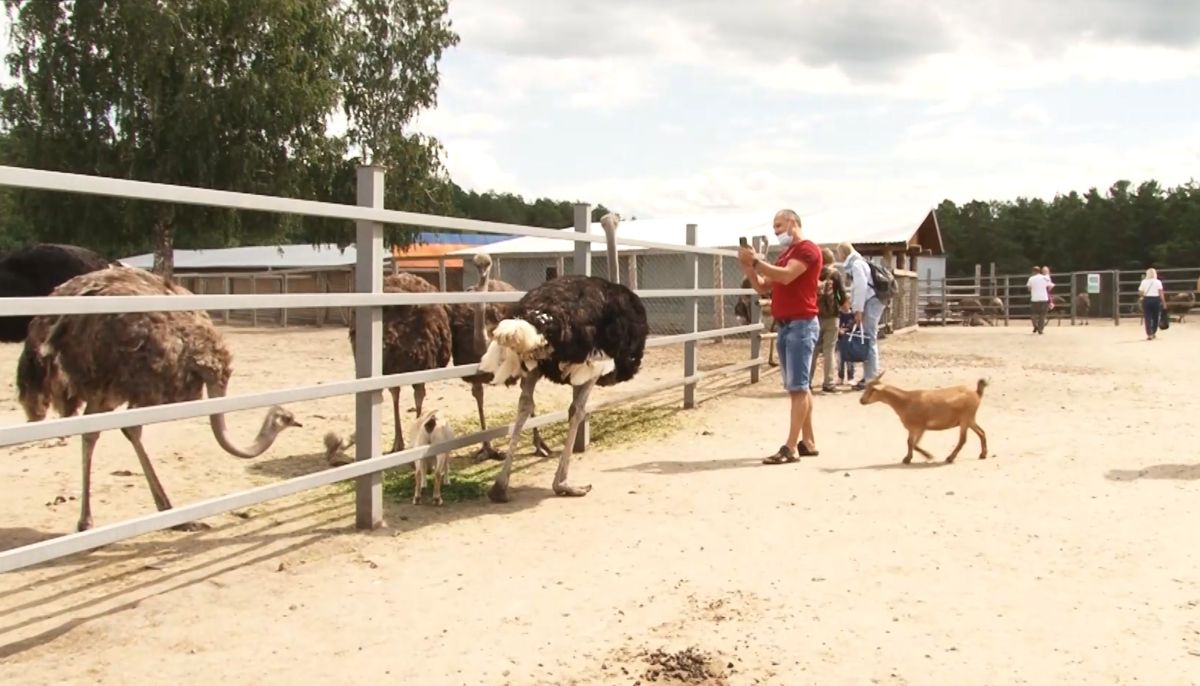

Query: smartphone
[{"left": 738, "top": 236, "right": 749, "bottom": 247}]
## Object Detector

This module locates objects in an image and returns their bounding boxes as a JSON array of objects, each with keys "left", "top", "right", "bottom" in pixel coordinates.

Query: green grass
[{"left": 371, "top": 403, "right": 684, "bottom": 505}]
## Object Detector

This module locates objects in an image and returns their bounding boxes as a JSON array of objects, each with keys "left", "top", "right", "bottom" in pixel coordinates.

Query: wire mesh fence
[{"left": 918, "top": 266, "right": 1200, "bottom": 326}]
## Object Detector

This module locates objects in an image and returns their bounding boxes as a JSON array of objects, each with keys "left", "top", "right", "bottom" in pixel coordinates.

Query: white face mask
[{"left": 775, "top": 232, "right": 794, "bottom": 246}]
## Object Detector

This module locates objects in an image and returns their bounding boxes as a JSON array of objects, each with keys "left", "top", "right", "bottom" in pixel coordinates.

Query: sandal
[
  {"left": 797, "top": 442, "right": 820, "bottom": 457},
  {"left": 763, "top": 446, "right": 798, "bottom": 464}
]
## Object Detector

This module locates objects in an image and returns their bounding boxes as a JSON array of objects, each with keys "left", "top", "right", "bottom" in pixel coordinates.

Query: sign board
[{"left": 1087, "top": 273, "right": 1101, "bottom": 294}]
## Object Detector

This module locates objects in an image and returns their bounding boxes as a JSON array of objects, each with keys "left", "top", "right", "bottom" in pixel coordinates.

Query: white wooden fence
[{"left": 0, "top": 164, "right": 767, "bottom": 573}]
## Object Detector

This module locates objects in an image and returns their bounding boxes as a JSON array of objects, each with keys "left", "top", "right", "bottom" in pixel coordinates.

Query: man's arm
[
  {"left": 752, "top": 257, "right": 808, "bottom": 285},
  {"left": 741, "top": 262, "right": 772, "bottom": 296}
]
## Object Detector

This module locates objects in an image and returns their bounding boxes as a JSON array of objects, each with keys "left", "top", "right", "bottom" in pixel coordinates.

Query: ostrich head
[{"left": 599, "top": 212, "right": 621, "bottom": 283}]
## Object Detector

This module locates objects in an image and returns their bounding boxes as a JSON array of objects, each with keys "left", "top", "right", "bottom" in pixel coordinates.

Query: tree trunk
[{"left": 151, "top": 218, "right": 175, "bottom": 280}]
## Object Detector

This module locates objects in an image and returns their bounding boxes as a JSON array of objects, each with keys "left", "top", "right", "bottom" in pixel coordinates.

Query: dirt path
[{"left": 2, "top": 321, "right": 1198, "bottom": 684}]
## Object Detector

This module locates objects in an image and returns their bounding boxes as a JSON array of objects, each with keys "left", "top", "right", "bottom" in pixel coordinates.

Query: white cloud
[{"left": 437, "top": 139, "right": 523, "bottom": 195}]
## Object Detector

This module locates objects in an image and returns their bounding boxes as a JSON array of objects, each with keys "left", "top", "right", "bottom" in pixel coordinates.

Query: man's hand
[{"left": 737, "top": 246, "right": 757, "bottom": 267}]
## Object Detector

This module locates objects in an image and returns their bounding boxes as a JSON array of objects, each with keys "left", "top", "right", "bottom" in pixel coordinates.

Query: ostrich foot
[
  {"left": 945, "top": 455, "right": 957, "bottom": 464},
  {"left": 902, "top": 455, "right": 913, "bottom": 464},
  {"left": 76, "top": 516, "right": 93, "bottom": 532},
  {"left": 978, "top": 452, "right": 988, "bottom": 460},
  {"left": 487, "top": 482, "right": 510, "bottom": 503},
  {"left": 172, "top": 521, "right": 211, "bottom": 532},
  {"left": 553, "top": 482, "right": 592, "bottom": 497},
  {"left": 532, "top": 432, "right": 552, "bottom": 458},
  {"left": 473, "top": 443, "right": 505, "bottom": 461}
]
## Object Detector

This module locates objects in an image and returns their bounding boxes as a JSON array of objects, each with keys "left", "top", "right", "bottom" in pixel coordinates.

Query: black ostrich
[
  {"left": 0, "top": 243, "right": 114, "bottom": 343},
  {"left": 445, "top": 253, "right": 552, "bottom": 461},
  {"left": 477, "top": 213, "right": 649, "bottom": 502}
]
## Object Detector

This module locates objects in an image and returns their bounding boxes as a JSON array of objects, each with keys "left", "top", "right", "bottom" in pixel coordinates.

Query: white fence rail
[{"left": 0, "top": 164, "right": 769, "bottom": 573}]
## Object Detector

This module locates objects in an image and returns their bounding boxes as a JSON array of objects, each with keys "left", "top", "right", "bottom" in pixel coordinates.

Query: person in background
[
  {"left": 809, "top": 246, "right": 845, "bottom": 394},
  {"left": 737, "top": 209, "right": 822, "bottom": 464},
  {"left": 836, "top": 242, "right": 883, "bottom": 390},
  {"left": 1026, "top": 265, "right": 1050, "bottom": 334},
  {"left": 1138, "top": 267, "right": 1165, "bottom": 340},
  {"left": 1043, "top": 266, "right": 1056, "bottom": 313},
  {"left": 836, "top": 297, "right": 857, "bottom": 385}
]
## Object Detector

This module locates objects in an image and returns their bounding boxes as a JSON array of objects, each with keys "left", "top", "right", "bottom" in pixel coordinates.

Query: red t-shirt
[{"left": 770, "top": 239, "right": 822, "bottom": 320}]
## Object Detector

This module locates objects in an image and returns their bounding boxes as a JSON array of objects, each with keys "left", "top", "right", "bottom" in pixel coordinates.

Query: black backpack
[{"left": 866, "top": 260, "right": 896, "bottom": 304}]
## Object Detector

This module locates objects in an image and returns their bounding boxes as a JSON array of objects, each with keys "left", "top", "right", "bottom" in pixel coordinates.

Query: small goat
[
  {"left": 409, "top": 409, "right": 455, "bottom": 506},
  {"left": 859, "top": 370, "right": 989, "bottom": 464}
]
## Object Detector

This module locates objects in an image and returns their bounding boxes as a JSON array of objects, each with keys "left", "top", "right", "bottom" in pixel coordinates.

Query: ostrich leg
[
  {"left": 475, "top": 380, "right": 552, "bottom": 461},
  {"left": 488, "top": 371, "right": 540, "bottom": 503},
  {"left": 471, "top": 380, "right": 503, "bottom": 461},
  {"left": 121, "top": 424, "right": 210, "bottom": 531},
  {"left": 389, "top": 387, "right": 405, "bottom": 453},
  {"left": 413, "top": 383, "right": 426, "bottom": 416},
  {"left": 552, "top": 379, "right": 595, "bottom": 498},
  {"left": 76, "top": 404, "right": 107, "bottom": 532}
]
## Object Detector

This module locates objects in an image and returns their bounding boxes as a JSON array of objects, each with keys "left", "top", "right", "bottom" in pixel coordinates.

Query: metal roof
[
  {"left": 118, "top": 232, "right": 509, "bottom": 269},
  {"left": 446, "top": 208, "right": 938, "bottom": 257}
]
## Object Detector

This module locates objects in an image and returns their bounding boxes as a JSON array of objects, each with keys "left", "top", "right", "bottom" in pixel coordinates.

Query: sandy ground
[{"left": 1, "top": 318, "right": 1199, "bottom": 685}]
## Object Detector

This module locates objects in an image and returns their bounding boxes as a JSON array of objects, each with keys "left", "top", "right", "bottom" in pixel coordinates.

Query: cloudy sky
[{"left": 410, "top": 0, "right": 1200, "bottom": 221}]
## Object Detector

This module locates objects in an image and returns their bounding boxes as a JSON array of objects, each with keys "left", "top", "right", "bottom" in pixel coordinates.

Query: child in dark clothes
[{"left": 836, "top": 298, "right": 856, "bottom": 385}]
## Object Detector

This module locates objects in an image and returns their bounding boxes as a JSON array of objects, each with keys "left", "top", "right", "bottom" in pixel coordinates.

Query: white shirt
[
  {"left": 1026, "top": 274, "right": 1050, "bottom": 302},
  {"left": 1139, "top": 278, "right": 1164, "bottom": 298}
]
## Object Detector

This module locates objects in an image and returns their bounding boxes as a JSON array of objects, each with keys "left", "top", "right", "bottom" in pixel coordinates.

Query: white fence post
[
  {"left": 572, "top": 202, "right": 591, "bottom": 453},
  {"left": 684, "top": 224, "right": 699, "bottom": 408},
  {"left": 354, "top": 165, "right": 385, "bottom": 530}
]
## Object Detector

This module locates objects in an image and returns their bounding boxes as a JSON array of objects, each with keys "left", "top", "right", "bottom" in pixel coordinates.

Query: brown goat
[{"left": 859, "top": 370, "right": 989, "bottom": 464}]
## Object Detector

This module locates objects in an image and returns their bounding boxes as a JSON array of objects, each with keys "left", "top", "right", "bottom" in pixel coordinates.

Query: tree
[{"left": 0, "top": 0, "right": 459, "bottom": 277}]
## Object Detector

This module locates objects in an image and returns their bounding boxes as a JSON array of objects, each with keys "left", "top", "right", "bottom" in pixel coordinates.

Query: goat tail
[{"left": 976, "top": 378, "right": 989, "bottom": 397}]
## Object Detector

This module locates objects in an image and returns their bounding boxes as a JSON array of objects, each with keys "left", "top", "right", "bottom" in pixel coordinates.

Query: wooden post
[
  {"left": 1070, "top": 274, "right": 1077, "bottom": 325},
  {"left": 1112, "top": 269, "right": 1120, "bottom": 326},
  {"left": 941, "top": 278, "right": 948, "bottom": 325},
  {"left": 684, "top": 224, "right": 699, "bottom": 409},
  {"left": 281, "top": 274, "right": 289, "bottom": 327},
  {"left": 354, "top": 164, "right": 385, "bottom": 530},
  {"left": 223, "top": 276, "right": 231, "bottom": 324},
  {"left": 572, "top": 202, "right": 592, "bottom": 452},
  {"left": 437, "top": 255, "right": 447, "bottom": 291},
  {"left": 989, "top": 262, "right": 996, "bottom": 297},
  {"left": 628, "top": 254, "right": 638, "bottom": 289},
  {"left": 713, "top": 255, "right": 725, "bottom": 342},
  {"left": 749, "top": 276, "right": 762, "bottom": 384},
  {"left": 250, "top": 275, "right": 258, "bottom": 327},
  {"left": 974, "top": 264, "right": 982, "bottom": 296}
]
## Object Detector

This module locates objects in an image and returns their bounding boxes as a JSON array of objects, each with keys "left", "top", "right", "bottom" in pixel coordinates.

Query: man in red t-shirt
[{"left": 737, "top": 208, "right": 822, "bottom": 464}]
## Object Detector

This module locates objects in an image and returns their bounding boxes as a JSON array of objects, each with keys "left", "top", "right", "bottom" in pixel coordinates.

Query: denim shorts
[{"left": 776, "top": 317, "right": 820, "bottom": 392}]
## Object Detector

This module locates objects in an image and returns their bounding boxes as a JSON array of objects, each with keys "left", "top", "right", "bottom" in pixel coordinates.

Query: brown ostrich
[
  {"left": 16, "top": 266, "right": 301, "bottom": 532},
  {"left": 445, "top": 254, "right": 552, "bottom": 461},
  {"left": 347, "top": 272, "right": 451, "bottom": 453}
]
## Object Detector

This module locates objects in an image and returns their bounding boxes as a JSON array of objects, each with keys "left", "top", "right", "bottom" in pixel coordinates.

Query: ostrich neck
[
  {"left": 603, "top": 228, "right": 619, "bottom": 284},
  {"left": 206, "top": 382, "right": 282, "bottom": 458},
  {"left": 473, "top": 264, "right": 490, "bottom": 355}
]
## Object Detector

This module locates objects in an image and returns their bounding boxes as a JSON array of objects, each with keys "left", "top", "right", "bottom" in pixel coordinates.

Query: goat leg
[
  {"left": 432, "top": 454, "right": 446, "bottom": 506},
  {"left": 946, "top": 425, "right": 969, "bottom": 463},
  {"left": 412, "top": 457, "right": 426, "bottom": 505},
  {"left": 971, "top": 422, "right": 988, "bottom": 459}
]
